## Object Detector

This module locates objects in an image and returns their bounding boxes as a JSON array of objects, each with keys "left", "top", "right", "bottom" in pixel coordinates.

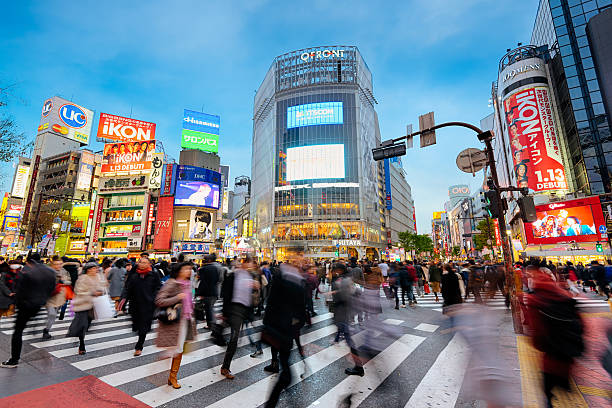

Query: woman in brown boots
[{"left": 155, "top": 262, "right": 197, "bottom": 389}]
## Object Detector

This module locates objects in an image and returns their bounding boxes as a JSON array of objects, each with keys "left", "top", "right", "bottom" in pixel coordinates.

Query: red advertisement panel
[
  {"left": 524, "top": 196, "right": 606, "bottom": 245},
  {"left": 494, "top": 219, "right": 502, "bottom": 246},
  {"left": 97, "top": 113, "right": 156, "bottom": 142},
  {"left": 504, "top": 86, "right": 568, "bottom": 192},
  {"left": 153, "top": 196, "right": 174, "bottom": 250},
  {"left": 101, "top": 141, "right": 156, "bottom": 173},
  {"left": 91, "top": 196, "right": 105, "bottom": 243}
]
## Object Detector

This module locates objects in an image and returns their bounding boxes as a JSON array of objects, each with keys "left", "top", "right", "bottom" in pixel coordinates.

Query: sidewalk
[
  {"left": 516, "top": 301, "right": 612, "bottom": 407},
  {"left": 0, "top": 331, "right": 149, "bottom": 408}
]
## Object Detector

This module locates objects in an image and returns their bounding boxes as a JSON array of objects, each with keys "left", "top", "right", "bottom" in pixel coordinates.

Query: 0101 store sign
[{"left": 504, "top": 85, "right": 568, "bottom": 192}]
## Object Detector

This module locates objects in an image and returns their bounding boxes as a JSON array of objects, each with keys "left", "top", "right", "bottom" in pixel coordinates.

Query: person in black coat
[
  {"left": 196, "top": 254, "right": 220, "bottom": 328},
  {"left": 120, "top": 257, "right": 161, "bottom": 356},
  {"left": 262, "top": 261, "right": 306, "bottom": 408},
  {"left": 441, "top": 263, "right": 463, "bottom": 322},
  {"left": 2, "top": 253, "right": 55, "bottom": 368}
]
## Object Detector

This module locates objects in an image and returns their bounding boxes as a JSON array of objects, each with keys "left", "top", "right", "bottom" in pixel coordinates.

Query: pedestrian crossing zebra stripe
[
  {"left": 308, "top": 334, "right": 426, "bottom": 407},
  {"left": 99, "top": 313, "right": 334, "bottom": 386},
  {"left": 403, "top": 334, "right": 468, "bottom": 408},
  {"left": 133, "top": 324, "right": 341, "bottom": 407}
]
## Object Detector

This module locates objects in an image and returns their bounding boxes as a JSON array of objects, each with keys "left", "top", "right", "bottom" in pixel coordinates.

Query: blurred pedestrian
[
  {"left": 107, "top": 258, "right": 127, "bottom": 315},
  {"left": 527, "top": 267, "right": 584, "bottom": 407},
  {"left": 196, "top": 254, "right": 220, "bottom": 329},
  {"left": 155, "top": 262, "right": 198, "bottom": 389},
  {"left": 67, "top": 262, "right": 106, "bottom": 355},
  {"left": 428, "top": 261, "right": 442, "bottom": 302},
  {"left": 120, "top": 256, "right": 161, "bottom": 356},
  {"left": 42, "top": 255, "right": 71, "bottom": 339}
]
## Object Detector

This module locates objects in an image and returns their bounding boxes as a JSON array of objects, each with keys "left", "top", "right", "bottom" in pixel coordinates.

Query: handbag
[
  {"left": 194, "top": 297, "right": 205, "bottom": 321},
  {"left": 92, "top": 292, "right": 115, "bottom": 320},
  {"left": 424, "top": 282, "right": 430, "bottom": 294},
  {"left": 155, "top": 302, "right": 182, "bottom": 324}
]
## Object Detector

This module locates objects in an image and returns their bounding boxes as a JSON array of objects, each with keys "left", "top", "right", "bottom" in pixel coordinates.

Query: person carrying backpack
[{"left": 527, "top": 266, "right": 584, "bottom": 408}]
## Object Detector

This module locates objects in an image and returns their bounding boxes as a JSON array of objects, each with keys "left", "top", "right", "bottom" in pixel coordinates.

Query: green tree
[
  {"left": 473, "top": 218, "right": 496, "bottom": 250},
  {"left": 398, "top": 232, "right": 434, "bottom": 258}
]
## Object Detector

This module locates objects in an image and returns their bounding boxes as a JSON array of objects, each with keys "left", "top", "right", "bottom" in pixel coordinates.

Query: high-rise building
[
  {"left": 383, "top": 158, "right": 416, "bottom": 246},
  {"left": 531, "top": 0, "right": 612, "bottom": 194},
  {"left": 250, "top": 46, "right": 384, "bottom": 260}
]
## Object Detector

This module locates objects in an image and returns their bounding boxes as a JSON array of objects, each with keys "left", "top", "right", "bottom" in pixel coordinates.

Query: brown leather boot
[{"left": 167, "top": 353, "right": 183, "bottom": 389}]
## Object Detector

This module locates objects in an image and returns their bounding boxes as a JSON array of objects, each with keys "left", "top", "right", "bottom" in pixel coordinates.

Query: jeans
[
  {"left": 399, "top": 285, "right": 415, "bottom": 305},
  {"left": 11, "top": 306, "right": 39, "bottom": 362},
  {"left": 244, "top": 319, "right": 262, "bottom": 352},
  {"left": 221, "top": 303, "right": 248, "bottom": 370},
  {"left": 45, "top": 306, "right": 57, "bottom": 331}
]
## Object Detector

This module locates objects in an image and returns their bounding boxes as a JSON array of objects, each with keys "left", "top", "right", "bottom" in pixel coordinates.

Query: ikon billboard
[
  {"left": 38, "top": 96, "right": 94, "bottom": 145},
  {"left": 97, "top": 113, "right": 156, "bottom": 142},
  {"left": 101, "top": 140, "right": 156, "bottom": 173},
  {"left": 504, "top": 85, "right": 568, "bottom": 192}
]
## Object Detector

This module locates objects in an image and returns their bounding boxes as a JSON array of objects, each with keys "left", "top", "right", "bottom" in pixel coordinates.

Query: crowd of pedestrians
[{"left": 0, "top": 252, "right": 610, "bottom": 407}]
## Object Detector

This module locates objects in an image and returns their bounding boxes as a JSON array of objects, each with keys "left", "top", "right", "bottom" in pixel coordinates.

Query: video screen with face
[
  {"left": 174, "top": 180, "right": 220, "bottom": 209},
  {"left": 531, "top": 205, "right": 596, "bottom": 239}
]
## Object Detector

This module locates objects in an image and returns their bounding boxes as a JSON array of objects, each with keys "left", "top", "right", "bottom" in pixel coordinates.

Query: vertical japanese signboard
[
  {"left": 153, "top": 196, "right": 174, "bottom": 250},
  {"left": 503, "top": 85, "right": 568, "bottom": 192}
]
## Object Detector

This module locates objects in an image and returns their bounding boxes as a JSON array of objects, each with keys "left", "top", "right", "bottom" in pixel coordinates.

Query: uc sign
[{"left": 59, "top": 103, "right": 87, "bottom": 129}]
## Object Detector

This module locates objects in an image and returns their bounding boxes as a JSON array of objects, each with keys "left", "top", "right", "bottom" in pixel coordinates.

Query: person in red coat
[{"left": 526, "top": 266, "right": 584, "bottom": 408}]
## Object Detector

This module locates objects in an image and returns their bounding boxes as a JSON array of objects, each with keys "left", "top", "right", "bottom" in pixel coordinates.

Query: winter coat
[
  {"left": 428, "top": 265, "right": 442, "bottom": 282},
  {"left": 0, "top": 275, "right": 14, "bottom": 309},
  {"left": 364, "top": 267, "right": 384, "bottom": 290},
  {"left": 441, "top": 270, "right": 463, "bottom": 307},
  {"left": 155, "top": 279, "right": 197, "bottom": 348},
  {"left": 72, "top": 274, "right": 105, "bottom": 312},
  {"left": 332, "top": 273, "right": 354, "bottom": 324},
  {"left": 348, "top": 265, "right": 364, "bottom": 286},
  {"left": 46, "top": 267, "right": 72, "bottom": 308},
  {"left": 196, "top": 263, "right": 220, "bottom": 298},
  {"left": 107, "top": 266, "right": 127, "bottom": 298},
  {"left": 124, "top": 270, "right": 161, "bottom": 333},
  {"left": 263, "top": 266, "right": 306, "bottom": 350},
  {"left": 15, "top": 262, "right": 56, "bottom": 310}
]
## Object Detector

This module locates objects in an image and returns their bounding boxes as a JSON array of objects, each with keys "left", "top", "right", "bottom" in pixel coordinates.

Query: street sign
[
  {"left": 419, "top": 112, "right": 436, "bottom": 147},
  {"left": 599, "top": 225, "right": 607, "bottom": 234},
  {"left": 456, "top": 148, "right": 488, "bottom": 175}
]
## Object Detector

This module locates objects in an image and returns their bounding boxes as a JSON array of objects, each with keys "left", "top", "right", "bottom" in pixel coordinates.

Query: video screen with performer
[
  {"left": 174, "top": 180, "right": 220, "bottom": 209},
  {"left": 531, "top": 205, "right": 596, "bottom": 239}
]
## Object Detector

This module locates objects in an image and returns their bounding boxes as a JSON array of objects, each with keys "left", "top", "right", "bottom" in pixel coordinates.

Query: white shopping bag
[{"left": 92, "top": 293, "right": 115, "bottom": 320}]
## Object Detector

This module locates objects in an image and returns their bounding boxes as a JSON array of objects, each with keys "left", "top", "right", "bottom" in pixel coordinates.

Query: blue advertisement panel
[
  {"left": 384, "top": 159, "right": 392, "bottom": 210},
  {"left": 287, "top": 102, "right": 343, "bottom": 129},
  {"left": 174, "top": 165, "right": 222, "bottom": 209},
  {"left": 176, "top": 165, "right": 222, "bottom": 185},
  {"left": 183, "top": 110, "right": 220, "bottom": 135}
]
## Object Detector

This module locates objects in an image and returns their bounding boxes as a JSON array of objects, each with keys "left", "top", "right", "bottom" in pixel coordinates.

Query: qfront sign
[{"left": 300, "top": 49, "right": 345, "bottom": 62}]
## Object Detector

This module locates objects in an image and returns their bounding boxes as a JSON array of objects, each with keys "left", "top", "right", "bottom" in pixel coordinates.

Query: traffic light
[
  {"left": 483, "top": 190, "right": 503, "bottom": 218},
  {"left": 596, "top": 242, "right": 603, "bottom": 253},
  {"left": 372, "top": 142, "right": 406, "bottom": 161},
  {"left": 518, "top": 195, "right": 537, "bottom": 223}
]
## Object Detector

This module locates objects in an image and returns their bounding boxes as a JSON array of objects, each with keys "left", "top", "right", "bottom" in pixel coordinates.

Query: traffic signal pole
[{"left": 373, "top": 122, "right": 523, "bottom": 334}]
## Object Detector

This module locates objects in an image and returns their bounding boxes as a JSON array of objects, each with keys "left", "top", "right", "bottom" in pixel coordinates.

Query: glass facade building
[
  {"left": 250, "top": 46, "right": 384, "bottom": 260},
  {"left": 531, "top": 0, "right": 612, "bottom": 194}
]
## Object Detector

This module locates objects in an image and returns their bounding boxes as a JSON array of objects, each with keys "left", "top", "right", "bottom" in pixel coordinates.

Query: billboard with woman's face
[{"left": 102, "top": 140, "right": 156, "bottom": 173}]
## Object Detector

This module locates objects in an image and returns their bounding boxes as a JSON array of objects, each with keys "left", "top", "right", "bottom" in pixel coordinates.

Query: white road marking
[
  {"left": 382, "top": 319, "right": 404, "bottom": 326},
  {"left": 414, "top": 323, "right": 439, "bottom": 332}
]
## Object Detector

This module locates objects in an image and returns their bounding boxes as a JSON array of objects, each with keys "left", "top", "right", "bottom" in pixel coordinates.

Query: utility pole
[{"left": 372, "top": 121, "right": 523, "bottom": 334}]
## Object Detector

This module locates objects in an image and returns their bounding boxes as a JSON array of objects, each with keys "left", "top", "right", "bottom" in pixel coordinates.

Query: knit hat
[{"left": 82, "top": 262, "right": 99, "bottom": 273}]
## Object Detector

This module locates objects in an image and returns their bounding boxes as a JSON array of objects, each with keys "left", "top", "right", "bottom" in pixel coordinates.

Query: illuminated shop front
[{"left": 250, "top": 46, "right": 384, "bottom": 260}]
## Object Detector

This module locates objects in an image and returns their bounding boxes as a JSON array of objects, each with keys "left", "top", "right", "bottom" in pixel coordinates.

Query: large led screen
[
  {"left": 287, "top": 102, "right": 343, "bottom": 128},
  {"left": 531, "top": 206, "right": 596, "bottom": 239},
  {"left": 174, "top": 180, "right": 220, "bottom": 209},
  {"left": 286, "top": 144, "right": 345, "bottom": 181}
]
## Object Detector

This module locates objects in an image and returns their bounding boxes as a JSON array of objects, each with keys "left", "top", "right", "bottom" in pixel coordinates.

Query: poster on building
[
  {"left": 188, "top": 209, "right": 213, "bottom": 241},
  {"left": 102, "top": 141, "right": 156, "bottom": 173},
  {"left": 181, "top": 110, "right": 220, "bottom": 153},
  {"left": 153, "top": 196, "right": 174, "bottom": 250},
  {"left": 149, "top": 152, "right": 164, "bottom": 189},
  {"left": 76, "top": 151, "right": 95, "bottom": 190},
  {"left": 504, "top": 86, "right": 568, "bottom": 192},
  {"left": 97, "top": 113, "right": 156, "bottom": 143},
  {"left": 11, "top": 165, "right": 30, "bottom": 199}
]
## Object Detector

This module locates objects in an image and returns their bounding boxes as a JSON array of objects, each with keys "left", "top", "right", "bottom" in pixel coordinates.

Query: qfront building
[{"left": 250, "top": 46, "right": 385, "bottom": 260}]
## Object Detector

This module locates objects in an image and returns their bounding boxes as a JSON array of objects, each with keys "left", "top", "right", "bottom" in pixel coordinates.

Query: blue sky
[{"left": 0, "top": 0, "right": 537, "bottom": 233}]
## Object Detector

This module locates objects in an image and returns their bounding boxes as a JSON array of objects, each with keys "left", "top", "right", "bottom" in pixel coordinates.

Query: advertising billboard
[
  {"left": 181, "top": 129, "right": 219, "bottom": 153},
  {"left": 384, "top": 159, "right": 392, "bottom": 210},
  {"left": 503, "top": 86, "right": 568, "bottom": 192},
  {"left": 76, "top": 151, "right": 95, "bottom": 190},
  {"left": 175, "top": 181, "right": 220, "bottom": 208},
  {"left": 181, "top": 110, "right": 220, "bottom": 153},
  {"left": 524, "top": 196, "right": 606, "bottom": 245},
  {"left": 98, "top": 174, "right": 150, "bottom": 193},
  {"left": 287, "top": 102, "right": 343, "bottom": 128},
  {"left": 433, "top": 211, "right": 445, "bottom": 220},
  {"left": 149, "top": 152, "right": 164, "bottom": 189},
  {"left": 11, "top": 164, "right": 30, "bottom": 198},
  {"left": 101, "top": 140, "right": 156, "bottom": 173},
  {"left": 97, "top": 113, "right": 156, "bottom": 142},
  {"left": 38, "top": 96, "right": 94, "bottom": 145},
  {"left": 286, "top": 144, "right": 345, "bottom": 181},
  {"left": 153, "top": 196, "right": 174, "bottom": 250},
  {"left": 188, "top": 209, "right": 214, "bottom": 240},
  {"left": 448, "top": 185, "right": 470, "bottom": 198}
]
